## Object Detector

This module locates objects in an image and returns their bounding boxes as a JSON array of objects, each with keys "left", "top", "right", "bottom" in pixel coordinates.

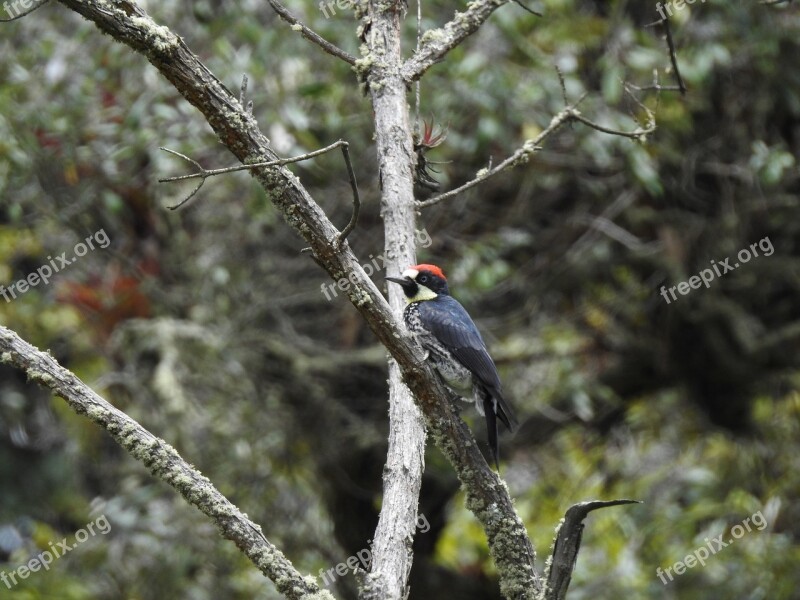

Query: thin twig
[
  {"left": 301, "top": 141, "right": 360, "bottom": 254},
  {"left": 239, "top": 73, "right": 253, "bottom": 114},
  {"left": 622, "top": 80, "right": 659, "bottom": 128},
  {"left": 417, "top": 96, "right": 656, "bottom": 208},
  {"left": 655, "top": 16, "right": 687, "bottom": 95},
  {"left": 415, "top": 107, "right": 571, "bottom": 209},
  {"left": 628, "top": 83, "right": 683, "bottom": 92},
  {"left": 266, "top": 0, "right": 357, "bottom": 66},
  {"left": 512, "top": 0, "right": 543, "bottom": 16},
  {"left": 0, "top": 0, "right": 49, "bottom": 21},
  {"left": 555, "top": 65, "right": 569, "bottom": 107},
  {"left": 239, "top": 74, "right": 248, "bottom": 107},
  {"left": 337, "top": 142, "right": 360, "bottom": 246},
  {"left": 625, "top": 70, "right": 679, "bottom": 101},
  {"left": 159, "top": 149, "right": 206, "bottom": 209},
  {"left": 160, "top": 140, "right": 352, "bottom": 210},
  {"left": 567, "top": 109, "right": 653, "bottom": 139},
  {"left": 565, "top": 190, "right": 639, "bottom": 259}
]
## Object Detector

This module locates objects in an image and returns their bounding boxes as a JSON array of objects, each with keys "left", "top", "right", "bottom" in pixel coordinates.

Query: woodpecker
[{"left": 386, "top": 264, "right": 518, "bottom": 469}]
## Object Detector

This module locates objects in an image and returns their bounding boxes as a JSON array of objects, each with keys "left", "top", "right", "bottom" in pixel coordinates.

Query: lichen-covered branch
[
  {"left": 0, "top": 326, "right": 334, "bottom": 600},
  {"left": 401, "top": 0, "right": 511, "bottom": 83}
]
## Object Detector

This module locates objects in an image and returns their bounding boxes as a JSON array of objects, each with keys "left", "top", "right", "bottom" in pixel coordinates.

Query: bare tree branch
[
  {"left": 659, "top": 17, "right": 687, "bottom": 95},
  {"left": 401, "top": 0, "right": 511, "bottom": 83},
  {"left": 416, "top": 108, "right": 570, "bottom": 208},
  {"left": 417, "top": 101, "right": 656, "bottom": 209},
  {"left": 544, "top": 500, "right": 641, "bottom": 600},
  {"left": 158, "top": 140, "right": 354, "bottom": 210},
  {"left": 240, "top": 73, "right": 254, "bottom": 114},
  {"left": 266, "top": 0, "right": 358, "bottom": 66},
  {"left": 628, "top": 82, "right": 683, "bottom": 93},
  {"left": 511, "top": 0, "right": 543, "bottom": 17},
  {"left": 645, "top": 16, "right": 687, "bottom": 95},
  {"left": 336, "top": 142, "right": 361, "bottom": 246},
  {"left": 0, "top": 326, "right": 335, "bottom": 600}
]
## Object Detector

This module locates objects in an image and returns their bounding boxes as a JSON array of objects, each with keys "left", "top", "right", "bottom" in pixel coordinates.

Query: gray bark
[{"left": 357, "top": 1, "right": 427, "bottom": 598}]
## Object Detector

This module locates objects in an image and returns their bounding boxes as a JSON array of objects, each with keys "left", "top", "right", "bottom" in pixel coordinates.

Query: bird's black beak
[{"left": 385, "top": 275, "right": 415, "bottom": 292}]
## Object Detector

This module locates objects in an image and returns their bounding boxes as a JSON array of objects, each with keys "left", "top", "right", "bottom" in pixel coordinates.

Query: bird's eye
[{"left": 418, "top": 275, "right": 428, "bottom": 283}]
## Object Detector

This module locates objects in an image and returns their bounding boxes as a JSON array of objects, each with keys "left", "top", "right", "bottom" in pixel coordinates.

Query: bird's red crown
[{"left": 411, "top": 264, "right": 446, "bottom": 281}]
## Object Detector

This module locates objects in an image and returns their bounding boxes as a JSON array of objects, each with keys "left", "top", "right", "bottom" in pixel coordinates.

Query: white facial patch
[{"left": 399, "top": 268, "right": 438, "bottom": 302}]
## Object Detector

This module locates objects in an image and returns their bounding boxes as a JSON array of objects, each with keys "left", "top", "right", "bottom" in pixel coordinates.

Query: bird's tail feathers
[
  {"left": 493, "top": 390, "right": 518, "bottom": 433},
  {"left": 483, "top": 394, "right": 500, "bottom": 470}
]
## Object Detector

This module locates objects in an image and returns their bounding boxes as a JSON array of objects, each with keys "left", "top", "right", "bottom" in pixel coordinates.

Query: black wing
[{"left": 417, "top": 296, "right": 518, "bottom": 431}]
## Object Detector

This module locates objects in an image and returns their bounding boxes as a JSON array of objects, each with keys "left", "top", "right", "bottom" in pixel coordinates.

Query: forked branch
[{"left": 160, "top": 140, "right": 360, "bottom": 243}]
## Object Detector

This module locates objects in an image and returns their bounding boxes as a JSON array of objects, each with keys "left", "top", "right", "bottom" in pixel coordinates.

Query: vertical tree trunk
[{"left": 359, "top": 2, "right": 428, "bottom": 599}]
